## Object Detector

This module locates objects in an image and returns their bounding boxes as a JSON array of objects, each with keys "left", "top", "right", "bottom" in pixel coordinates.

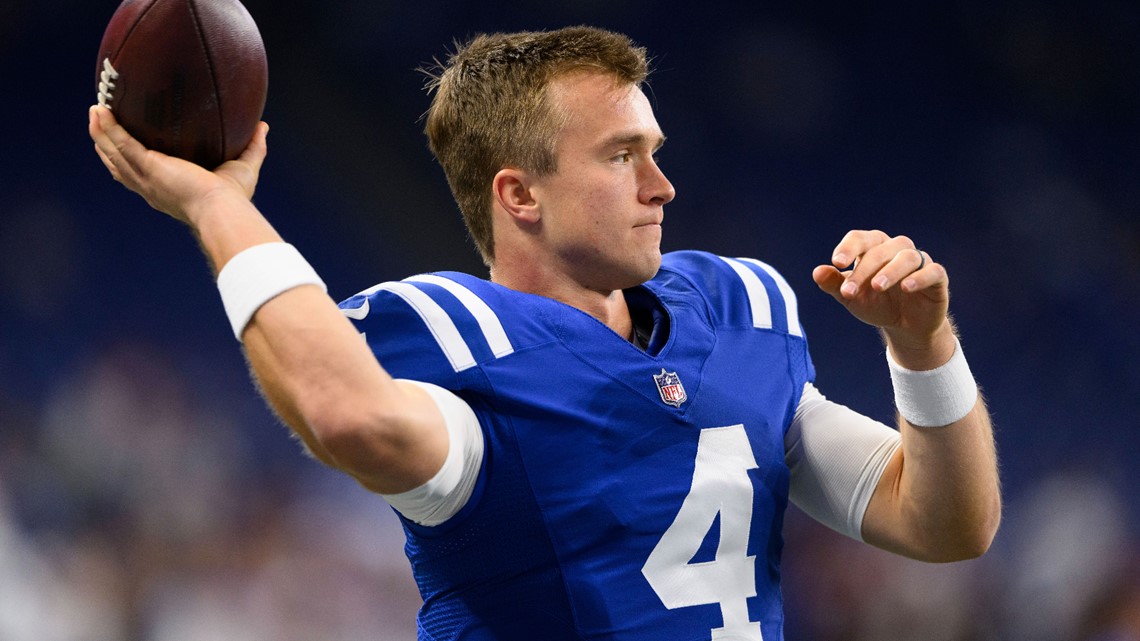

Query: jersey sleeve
[{"left": 380, "top": 380, "right": 485, "bottom": 527}]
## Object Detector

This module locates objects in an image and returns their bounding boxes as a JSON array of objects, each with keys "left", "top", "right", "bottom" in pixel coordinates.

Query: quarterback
[{"left": 90, "top": 26, "right": 1000, "bottom": 641}]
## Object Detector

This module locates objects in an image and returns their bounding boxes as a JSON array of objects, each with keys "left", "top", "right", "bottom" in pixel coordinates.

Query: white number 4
[{"left": 641, "top": 424, "right": 764, "bottom": 641}]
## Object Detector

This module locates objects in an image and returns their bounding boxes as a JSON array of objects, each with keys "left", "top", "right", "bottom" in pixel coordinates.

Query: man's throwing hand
[{"left": 88, "top": 105, "right": 268, "bottom": 227}]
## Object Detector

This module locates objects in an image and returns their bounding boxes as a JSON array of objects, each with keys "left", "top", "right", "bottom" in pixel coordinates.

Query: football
[{"left": 94, "top": 0, "right": 268, "bottom": 169}]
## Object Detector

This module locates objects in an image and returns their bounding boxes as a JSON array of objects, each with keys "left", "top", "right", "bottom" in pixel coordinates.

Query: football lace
[{"left": 97, "top": 58, "right": 120, "bottom": 109}]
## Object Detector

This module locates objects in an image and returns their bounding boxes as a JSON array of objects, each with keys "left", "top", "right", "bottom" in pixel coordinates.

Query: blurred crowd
[
  {"left": 3, "top": 0, "right": 1139, "bottom": 639},
  {"left": 0, "top": 341, "right": 423, "bottom": 640}
]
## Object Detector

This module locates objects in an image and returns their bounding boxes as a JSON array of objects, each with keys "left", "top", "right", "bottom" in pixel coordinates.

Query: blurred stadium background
[{"left": 2, "top": 0, "right": 1138, "bottom": 639}]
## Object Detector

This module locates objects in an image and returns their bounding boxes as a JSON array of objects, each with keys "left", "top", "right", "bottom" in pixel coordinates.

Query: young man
[{"left": 89, "top": 26, "right": 999, "bottom": 641}]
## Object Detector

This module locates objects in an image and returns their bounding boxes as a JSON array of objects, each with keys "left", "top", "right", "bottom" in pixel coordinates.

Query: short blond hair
[{"left": 423, "top": 26, "right": 649, "bottom": 265}]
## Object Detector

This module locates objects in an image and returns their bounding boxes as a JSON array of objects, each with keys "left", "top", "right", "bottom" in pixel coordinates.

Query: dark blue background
[{"left": 2, "top": 1, "right": 1137, "bottom": 639}]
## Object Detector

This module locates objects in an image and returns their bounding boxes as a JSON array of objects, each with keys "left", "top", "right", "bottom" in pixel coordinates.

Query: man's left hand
[{"left": 813, "top": 229, "right": 955, "bottom": 368}]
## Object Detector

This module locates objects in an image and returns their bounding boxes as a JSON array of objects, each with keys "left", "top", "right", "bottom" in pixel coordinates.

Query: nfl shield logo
[{"left": 653, "top": 368, "right": 688, "bottom": 408}]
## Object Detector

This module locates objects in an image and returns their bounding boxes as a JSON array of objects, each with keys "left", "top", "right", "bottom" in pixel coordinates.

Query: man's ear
[{"left": 492, "top": 168, "right": 540, "bottom": 224}]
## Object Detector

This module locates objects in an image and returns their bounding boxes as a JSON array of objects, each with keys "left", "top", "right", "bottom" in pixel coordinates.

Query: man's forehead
[
  {"left": 547, "top": 72, "right": 663, "bottom": 142},
  {"left": 547, "top": 70, "right": 640, "bottom": 106}
]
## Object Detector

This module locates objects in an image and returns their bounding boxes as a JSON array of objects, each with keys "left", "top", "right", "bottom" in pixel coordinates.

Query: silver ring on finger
[{"left": 914, "top": 248, "right": 926, "bottom": 272}]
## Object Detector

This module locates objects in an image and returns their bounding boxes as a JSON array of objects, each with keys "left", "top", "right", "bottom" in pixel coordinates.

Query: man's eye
[{"left": 614, "top": 152, "right": 633, "bottom": 163}]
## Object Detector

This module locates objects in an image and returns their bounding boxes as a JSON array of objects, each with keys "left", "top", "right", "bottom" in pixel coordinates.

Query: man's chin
[{"left": 629, "top": 251, "right": 663, "bottom": 286}]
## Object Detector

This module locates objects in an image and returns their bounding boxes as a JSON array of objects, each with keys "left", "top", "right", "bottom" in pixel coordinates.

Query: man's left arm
[{"left": 812, "top": 230, "right": 1001, "bottom": 562}]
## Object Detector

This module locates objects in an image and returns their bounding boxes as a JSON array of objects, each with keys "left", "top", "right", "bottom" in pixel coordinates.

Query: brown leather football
[{"left": 95, "top": 0, "right": 268, "bottom": 169}]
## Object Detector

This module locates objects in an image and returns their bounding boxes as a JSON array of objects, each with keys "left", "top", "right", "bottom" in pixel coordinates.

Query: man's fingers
[
  {"left": 93, "top": 143, "right": 122, "bottom": 182},
  {"left": 869, "top": 247, "right": 926, "bottom": 293},
  {"left": 899, "top": 251, "right": 949, "bottom": 294},
  {"left": 221, "top": 121, "right": 269, "bottom": 198},
  {"left": 831, "top": 229, "right": 891, "bottom": 268},
  {"left": 89, "top": 104, "right": 146, "bottom": 186},
  {"left": 812, "top": 265, "right": 847, "bottom": 301},
  {"left": 242, "top": 122, "right": 269, "bottom": 164},
  {"left": 88, "top": 105, "right": 122, "bottom": 156},
  {"left": 835, "top": 233, "right": 916, "bottom": 298},
  {"left": 819, "top": 232, "right": 953, "bottom": 334},
  {"left": 866, "top": 248, "right": 949, "bottom": 295}
]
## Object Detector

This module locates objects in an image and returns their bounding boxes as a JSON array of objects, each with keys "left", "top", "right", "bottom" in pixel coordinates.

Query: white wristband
[
  {"left": 216, "top": 242, "right": 327, "bottom": 341},
  {"left": 886, "top": 337, "right": 978, "bottom": 427}
]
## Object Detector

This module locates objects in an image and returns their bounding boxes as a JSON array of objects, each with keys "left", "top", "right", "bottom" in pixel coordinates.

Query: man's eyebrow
[{"left": 601, "top": 132, "right": 667, "bottom": 150}]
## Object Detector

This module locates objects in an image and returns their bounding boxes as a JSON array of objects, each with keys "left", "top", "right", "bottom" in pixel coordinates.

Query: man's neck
[{"left": 491, "top": 265, "right": 635, "bottom": 341}]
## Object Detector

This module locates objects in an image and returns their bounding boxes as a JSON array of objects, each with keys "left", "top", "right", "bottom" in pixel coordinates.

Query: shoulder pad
[
  {"left": 659, "top": 250, "right": 804, "bottom": 337},
  {"left": 338, "top": 273, "right": 516, "bottom": 388}
]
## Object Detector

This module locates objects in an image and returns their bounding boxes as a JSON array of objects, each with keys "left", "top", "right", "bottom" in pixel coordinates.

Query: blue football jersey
[{"left": 339, "top": 250, "right": 815, "bottom": 641}]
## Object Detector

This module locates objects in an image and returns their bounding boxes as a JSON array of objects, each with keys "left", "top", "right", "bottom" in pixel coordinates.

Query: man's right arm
[
  {"left": 88, "top": 105, "right": 450, "bottom": 495},
  {"left": 240, "top": 277, "right": 451, "bottom": 494}
]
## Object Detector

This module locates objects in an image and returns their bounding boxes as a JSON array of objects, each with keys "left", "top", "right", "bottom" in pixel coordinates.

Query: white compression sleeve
[
  {"left": 785, "top": 383, "right": 901, "bottom": 541},
  {"left": 380, "top": 381, "right": 485, "bottom": 527}
]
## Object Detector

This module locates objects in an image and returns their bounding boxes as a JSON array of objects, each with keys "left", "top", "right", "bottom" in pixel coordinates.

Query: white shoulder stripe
[
  {"left": 375, "top": 282, "right": 476, "bottom": 372},
  {"left": 719, "top": 257, "right": 773, "bottom": 330},
  {"left": 341, "top": 298, "right": 370, "bottom": 320},
  {"left": 737, "top": 258, "right": 803, "bottom": 337},
  {"left": 405, "top": 275, "right": 514, "bottom": 358}
]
